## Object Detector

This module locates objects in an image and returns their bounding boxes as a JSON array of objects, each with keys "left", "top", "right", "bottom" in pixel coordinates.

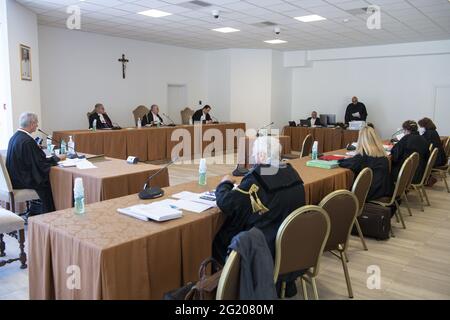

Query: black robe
[
  {"left": 142, "top": 112, "right": 163, "bottom": 126},
  {"left": 422, "top": 129, "right": 447, "bottom": 167},
  {"left": 213, "top": 163, "right": 306, "bottom": 265},
  {"left": 6, "top": 131, "right": 57, "bottom": 213},
  {"left": 306, "top": 117, "right": 322, "bottom": 127},
  {"left": 339, "top": 154, "right": 393, "bottom": 201},
  {"left": 345, "top": 102, "right": 367, "bottom": 123},
  {"left": 88, "top": 113, "right": 113, "bottom": 129},
  {"left": 391, "top": 132, "right": 430, "bottom": 184},
  {"left": 192, "top": 109, "right": 212, "bottom": 123}
]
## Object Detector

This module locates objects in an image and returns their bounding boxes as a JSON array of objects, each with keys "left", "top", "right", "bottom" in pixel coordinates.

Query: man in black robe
[
  {"left": 6, "top": 113, "right": 58, "bottom": 214},
  {"left": 142, "top": 104, "right": 164, "bottom": 126},
  {"left": 307, "top": 111, "right": 322, "bottom": 127},
  {"left": 192, "top": 105, "right": 212, "bottom": 123},
  {"left": 345, "top": 96, "right": 368, "bottom": 124},
  {"left": 88, "top": 103, "right": 113, "bottom": 129}
]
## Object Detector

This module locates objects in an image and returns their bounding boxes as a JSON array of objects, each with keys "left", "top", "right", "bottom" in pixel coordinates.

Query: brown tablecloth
[
  {"left": 50, "top": 157, "right": 170, "bottom": 211},
  {"left": 53, "top": 123, "right": 246, "bottom": 162},
  {"left": 283, "top": 127, "right": 359, "bottom": 153},
  {"left": 28, "top": 151, "right": 353, "bottom": 300}
]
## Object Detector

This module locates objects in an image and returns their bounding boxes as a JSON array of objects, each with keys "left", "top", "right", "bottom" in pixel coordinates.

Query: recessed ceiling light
[
  {"left": 212, "top": 27, "right": 240, "bottom": 33},
  {"left": 264, "top": 39, "right": 287, "bottom": 44},
  {"left": 343, "top": 18, "right": 350, "bottom": 23},
  {"left": 138, "top": 9, "right": 172, "bottom": 18},
  {"left": 294, "top": 14, "right": 326, "bottom": 22}
]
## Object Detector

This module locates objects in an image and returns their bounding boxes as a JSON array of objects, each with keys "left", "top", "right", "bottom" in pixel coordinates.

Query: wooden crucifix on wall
[{"left": 118, "top": 54, "right": 129, "bottom": 79}]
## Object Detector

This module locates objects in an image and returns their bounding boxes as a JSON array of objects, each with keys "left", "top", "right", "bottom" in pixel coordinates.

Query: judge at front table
[
  {"left": 6, "top": 112, "right": 59, "bottom": 214},
  {"left": 142, "top": 104, "right": 164, "bottom": 126},
  {"left": 192, "top": 105, "right": 212, "bottom": 123},
  {"left": 345, "top": 96, "right": 367, "bottom": 124},
  {"left": 307, "top": 111, "right": 322, "bottom": 127},
  {"left": 89, "top": 103, "right": 113, "bottom": 129}
]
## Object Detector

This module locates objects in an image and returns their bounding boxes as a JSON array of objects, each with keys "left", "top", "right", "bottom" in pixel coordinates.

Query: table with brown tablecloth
[
  {"left": 28, "top": 152, "right": 353, "bottom": 300},
  {"left": 283, "top": 127, "right": 360, "bottom": 153},
  {"left": 50, "top": 157, "right": 170, "bottom": 211},
  {"left": 53, "top": 123, "right": 246, "bottom": 162}
]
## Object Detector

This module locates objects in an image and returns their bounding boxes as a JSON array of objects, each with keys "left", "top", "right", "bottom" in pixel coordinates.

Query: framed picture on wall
[{"left": 20, "top": 44, "right": 32, "bottom": 81}]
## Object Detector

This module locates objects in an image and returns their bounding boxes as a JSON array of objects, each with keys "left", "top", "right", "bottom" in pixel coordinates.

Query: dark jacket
[
  {"left": 213, "top": 163, "right": 306, "bottom": 265},
  {"left": 142, "top": 112, "right": 163, "bottom": 126},
  {"left": 391, "top": 132, "right": 430, "bottom": 184},
  {"left": 339, "top": 154, "right": 393, "bottom": 201},
  {"left": 192, "top": 109, "right": 212, "bottom": 122},
  {"left": 6, "top": 131, "right": 57, "bottom": 189},
  {"left": 345, "top": 102, "right": 367, "bottom": 123},
  {"left": 227, "top": 227, "right": 277, "bottom": 300},
  {"left": 422, "top": 129, "right": 446, "bottom": 167},
  {"left": 88, "top": 112, "right": 113, "bottom": 129},
  {"left": 306, "top": 117, "right": 322, "bottom": 127}
]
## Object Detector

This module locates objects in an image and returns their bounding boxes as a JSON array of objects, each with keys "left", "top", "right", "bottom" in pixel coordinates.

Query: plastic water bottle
[
  {"left": 74, "top": 178, "right": 85, "bottom": 215},
  {"left": 137, "top": 117, "right": 142, "bottom": 129},
  {"left": 68, "top": 136, "right": 75, "bottom": 156},
  {"left": 60, "top": 139, "right": 66, "bottom": 155},
  {"left": 46, "top": 136, "right": 52, "bottom": 152},
  {"left": 92, "top": 119, "right": 97, "bottom": 131},
  {"left": 198, "top": 158, "right": 207, "bottom": 186},
  {"left": 312, "top": 141, "right": 318, "bottom": 160}
]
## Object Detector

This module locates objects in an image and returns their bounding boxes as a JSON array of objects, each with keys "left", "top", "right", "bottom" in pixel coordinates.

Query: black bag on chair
[{"left": 352, "top": 203, "right": 391, "bottom": 240}]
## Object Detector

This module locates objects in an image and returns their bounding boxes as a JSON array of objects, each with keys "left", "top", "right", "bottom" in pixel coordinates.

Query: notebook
[{"left": 306, "top": 160, "right": 339, "bottom": 169}]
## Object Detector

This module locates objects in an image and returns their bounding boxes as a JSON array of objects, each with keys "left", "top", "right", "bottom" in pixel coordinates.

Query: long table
[
  {"left": 53, "top": 123, "right": 246, "bottom": 162},
  {"left": 28, "top": 152, "right": 353, "bottom": 300},
  {"left": 50, "top": 157, "right": 170, "bottom": 211},
  {"left": 284, "top": 126, "right": 359, "bottom": 153}
]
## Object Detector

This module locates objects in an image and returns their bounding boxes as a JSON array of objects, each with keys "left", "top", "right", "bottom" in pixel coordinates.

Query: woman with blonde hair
[{"left": 339, "top": 126, "right": 393, "bottom": 201}]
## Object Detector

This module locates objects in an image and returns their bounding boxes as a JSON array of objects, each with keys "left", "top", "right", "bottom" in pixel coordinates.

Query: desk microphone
[
  {"left": 162, "top": 113, "right": 176, "bottom": 127},
  {"left": 257, "top": 122, "right": 274, "bottom": 137},
  {"left": 139, "top": 157, "right": 178, "bottom": 200},
  {"left": 212, "top": 116, "right": 219, "bottom": 124},
  {"left": 38, "top": 129, "right": 78, "bottom": 158}
]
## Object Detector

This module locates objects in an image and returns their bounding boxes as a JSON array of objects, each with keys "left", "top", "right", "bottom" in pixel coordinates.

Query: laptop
[{"left": 300, "top": 119, "right": 309, "bottom": 127}]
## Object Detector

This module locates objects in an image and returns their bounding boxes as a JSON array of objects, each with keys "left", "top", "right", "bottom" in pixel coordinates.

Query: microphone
[
  {"left": 38, "top": 129, "right": 78, "bottom": 157},
  {"left": 257, "top": 122, "right": 274, "bottom": 137},
  {"left": 162, "top": 113, "right": 176, "bottom": 127},
  {"left": 139, "top": 157, "right": 178, "bottom": 200}
]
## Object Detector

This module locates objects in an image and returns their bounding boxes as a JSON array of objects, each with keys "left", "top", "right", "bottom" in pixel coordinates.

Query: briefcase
[
  {"left": 352, "top": 203, "right": 391, "bottom": 240},
  {"left": 163, "top": 257, "right": 222, "bottom": 300}
]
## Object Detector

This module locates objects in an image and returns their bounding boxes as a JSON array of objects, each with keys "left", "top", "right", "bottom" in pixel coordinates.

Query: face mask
[{"left": 419, "top": 127, "right": 425, "bottom": 135}]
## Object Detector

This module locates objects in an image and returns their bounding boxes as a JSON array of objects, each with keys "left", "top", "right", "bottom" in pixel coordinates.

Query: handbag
[{"left": 163, "top": 257, "right": 222, "bottom": 300}]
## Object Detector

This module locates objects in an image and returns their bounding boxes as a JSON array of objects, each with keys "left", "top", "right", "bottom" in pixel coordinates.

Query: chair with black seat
[
  {"left": 351, "top": 167, "right": 373, "bottom": 251},
  {"left": 273, "top": 205, "right": 330, "bottom": 300},
  {"left": 319, "top": 190, "right": 359, "bottom": 298},
  {"left": 216, "top": 250, "right": 240, "bottom": 300}
]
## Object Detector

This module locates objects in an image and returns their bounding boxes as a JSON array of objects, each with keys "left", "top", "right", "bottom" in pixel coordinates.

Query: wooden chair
[
  {"left": 86, "top": 110, "right": 95, "bottom": 122},
  {"left": 300, "top": 134, "right": 313, "bottom": 158},
  {"left": 411, "top": 148, "right": 439, "bottom": 208},
  {"left": 319, "top": 190, "right": 359, "bottom": 298},
  {"left": 0, "top": 208, "right": 27, "bottom": 269},
  {"left": 132, "top": 105, "right": 149, "bottom": 126},
  {"left": 370, "top": 156, "right": 414, "bottom": 230},
  {"left": 273, "top": 205, "right": 330, "bottom": 300},
  {"left": 351, "top": 167, "right": 373, "bottom": 251},
  {"left": 404, "top": 152, "right": 419, "bottom": 214},
  {"left": 180, "top": 107, "right": 195, "bottom": 125},
  {"left": 0, "top": 154, "right": 39, "bottom": 214},
  {"left": 431, "top": 138, "right": 450, "bottom": 193},
  {"left": 216, "top": 250, "right": 240, "bottom": 300}
]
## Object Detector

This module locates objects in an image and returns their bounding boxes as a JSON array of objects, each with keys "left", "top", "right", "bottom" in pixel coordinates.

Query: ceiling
[{"left": 16, "top": 0, "right": 450, "bottom": 50}]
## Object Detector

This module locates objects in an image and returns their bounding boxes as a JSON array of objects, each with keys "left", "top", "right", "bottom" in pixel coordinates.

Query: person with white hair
[
  {"left": 212, "top": 135, "right": 306, "bottom": 295},
  {"left": 6, "top": 112, "right": 58, "bottom": 214}
]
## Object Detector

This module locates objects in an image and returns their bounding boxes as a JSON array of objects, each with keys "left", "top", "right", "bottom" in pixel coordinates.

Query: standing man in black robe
[
  {"left": 88, "top": 103, "right": 113, "bottom": 129},
  {"left": 345, "top": 96, "right": 368, "bottom": 124},
  {"left": 6, "top": 113, "right": 58, "bottom": 214}
]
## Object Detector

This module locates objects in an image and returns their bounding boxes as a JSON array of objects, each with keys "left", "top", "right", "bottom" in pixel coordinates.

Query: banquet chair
[
  {"left": 300, "top": 134, "right": 313, "bottom": 158},
  {"left": 273, "top": 205, "right": 330, "bottom": 300},
  {"left": 0, "top": 208, "right": 27, "bottom": 269},
  {"left": 319, "top": 190, "right": 359, "bottom": 298},
  {"left": 180, "top": 107, "right": 195, "bottom": 125},
  {"left": 431, "top": 138, "right": 450, "bottom": 193},
  {"left": 0, "top": 154, "right": 40, "bottom": 214},
  {"left": 216, "top": 250, "right": 240, "bottom": 300},
  {"left": 132, "top": 105, "right": 149, "bottom": 126},
  {"left": 403, "top": 152, "right": 419, "bottom": 214},
  {"left": 351, "top": 167, "right": 373, "bottom": 251},
  {"left": 86, "top": 109, "right": 95, "bottom": 122},
  {"left": 411, "top": 148, "right": 438, "bottom": 208},
  {"left": 370, "top": 156, "right": 413, "bottom": 230}
]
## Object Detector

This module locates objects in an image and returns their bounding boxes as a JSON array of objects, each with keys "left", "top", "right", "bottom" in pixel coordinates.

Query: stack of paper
[
  {"left": 172, "top": 191, "right": 217, "bottom": 208},
  {"left": 58, "top": 158, "right": 97, "bottom": 170},
  {"left": 118, "top": 200, "right": 182, "bottom": 222},
  {"left": 306, "top": 160, "right": 339, "bottom": 169}
]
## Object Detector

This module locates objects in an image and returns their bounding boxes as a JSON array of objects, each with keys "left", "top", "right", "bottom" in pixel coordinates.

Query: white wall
[
  {"left": 206, "top": 49, "right": 231, "bottom": 123},
  {"left": 271, "top": 50, "right": 291, "bottom": 131},
  {"left": 290, "top": 40, "right": 450, "bottom": 138},
  {"left": 6, "top": 0, "right": 41, "bottom": 131},
  {"left": 38, "top": 26, "right": 208, "bottom": 132}
]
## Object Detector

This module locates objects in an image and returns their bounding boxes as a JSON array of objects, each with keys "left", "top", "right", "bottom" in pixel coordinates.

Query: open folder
[{"left": 118, "top": 201, "right": 182, "bottom": 222}]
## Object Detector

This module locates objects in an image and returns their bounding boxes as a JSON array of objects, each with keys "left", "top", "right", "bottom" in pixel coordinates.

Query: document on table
[
  {"left": 58, "top": 158, "right": 97, "bottom": 170},
  {"left": 118, "top": 200, "right": 182, "bottom": 222},
  {"left": 171, "top": 191, "right": 217, "bottom": 207}
]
